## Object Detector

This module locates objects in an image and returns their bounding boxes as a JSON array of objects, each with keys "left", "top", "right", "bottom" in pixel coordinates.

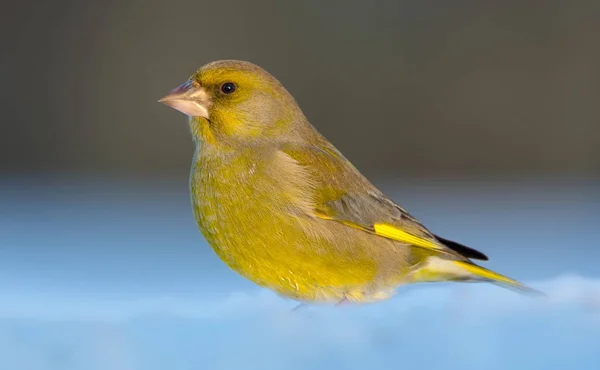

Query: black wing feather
[{"left": 434, "top": 235, "right": 489, "bottom": 261}]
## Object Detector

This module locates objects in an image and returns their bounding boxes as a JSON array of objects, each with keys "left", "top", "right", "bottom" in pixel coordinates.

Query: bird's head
[{"left": 159, "top": 60, "right": 307, "bottom": 146}]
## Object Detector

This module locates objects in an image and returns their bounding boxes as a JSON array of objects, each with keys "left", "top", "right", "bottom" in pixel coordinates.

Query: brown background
[{"left": 2, "top": 0, "right": 598, "bottom": 180}]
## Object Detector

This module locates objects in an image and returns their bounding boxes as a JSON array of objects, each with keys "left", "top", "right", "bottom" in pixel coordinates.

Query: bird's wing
[{"left": 280, "top": 141, "right": 487, "bottom": 261}]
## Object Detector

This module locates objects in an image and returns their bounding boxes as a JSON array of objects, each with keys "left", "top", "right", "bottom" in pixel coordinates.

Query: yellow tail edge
[
  {"left": 454, "top": 261, "right": 545, "bottom": 297},
  {"left": 411, "top": 257, "right": 545, "bottom": 297}
]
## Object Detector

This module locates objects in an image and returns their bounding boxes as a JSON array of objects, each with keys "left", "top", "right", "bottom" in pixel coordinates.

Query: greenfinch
[{"left": 159, "top": 60, "right": 541, "bottom": 305}]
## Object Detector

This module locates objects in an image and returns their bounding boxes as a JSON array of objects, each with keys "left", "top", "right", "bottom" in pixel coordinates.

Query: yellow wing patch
[
  {"left": 314, "top": 210, "right": 448, "bottom": 254},
  {"left": 373, "top": 223, "right": 446, "bottom": 252}
]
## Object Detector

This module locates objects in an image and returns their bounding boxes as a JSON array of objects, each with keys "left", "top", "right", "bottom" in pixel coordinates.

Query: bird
[{"left": 158, "top": 60, "right": 542, "bottom": 306}]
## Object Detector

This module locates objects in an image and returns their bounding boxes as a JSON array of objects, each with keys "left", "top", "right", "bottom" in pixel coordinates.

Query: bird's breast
[{"left": 189, "top": 149, "right": 313, "bottom": 267}]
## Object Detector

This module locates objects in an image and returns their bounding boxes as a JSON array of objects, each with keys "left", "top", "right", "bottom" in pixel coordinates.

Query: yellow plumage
[{"left": 159, "top": 60, "right": 542, "bottom": 304}]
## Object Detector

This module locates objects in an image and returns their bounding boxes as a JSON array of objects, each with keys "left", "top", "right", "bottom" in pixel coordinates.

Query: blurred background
[{"left": 1, "top": 1, "right": 599, "bottom": 369}]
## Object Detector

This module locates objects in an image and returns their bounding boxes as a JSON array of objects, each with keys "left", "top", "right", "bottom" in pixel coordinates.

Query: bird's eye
[{"left": 220, "top": 82, "right": 237, "bottom": 95}]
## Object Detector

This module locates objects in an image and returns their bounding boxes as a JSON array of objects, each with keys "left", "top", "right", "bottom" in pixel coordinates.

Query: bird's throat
[{"left": 189, "top": 116, "right": 217, "bottom": 145}]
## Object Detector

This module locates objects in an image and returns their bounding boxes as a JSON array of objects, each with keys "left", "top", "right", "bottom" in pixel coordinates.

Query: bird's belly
[{"left": 192, "top": 195, "right": 408, "bottom": 303}]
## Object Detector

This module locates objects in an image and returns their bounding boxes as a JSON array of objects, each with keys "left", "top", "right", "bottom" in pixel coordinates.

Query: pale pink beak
[{"left": 158, "top": 80, "right": 211, "bottom": 118}]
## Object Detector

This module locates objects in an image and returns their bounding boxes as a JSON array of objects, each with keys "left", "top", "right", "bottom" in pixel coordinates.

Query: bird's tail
[{"left": 410, "top": 257, "right": 544, "bottom": 296}]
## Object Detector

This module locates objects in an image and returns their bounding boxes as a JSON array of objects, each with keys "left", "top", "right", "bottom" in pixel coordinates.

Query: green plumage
[{"left": 158, "top": 60, "right": 542, "bottom": 304}]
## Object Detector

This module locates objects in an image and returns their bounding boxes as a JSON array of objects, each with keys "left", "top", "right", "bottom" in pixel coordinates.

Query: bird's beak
[{"left": 158, "top": 80, "right": 211, "bottom": 119}]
